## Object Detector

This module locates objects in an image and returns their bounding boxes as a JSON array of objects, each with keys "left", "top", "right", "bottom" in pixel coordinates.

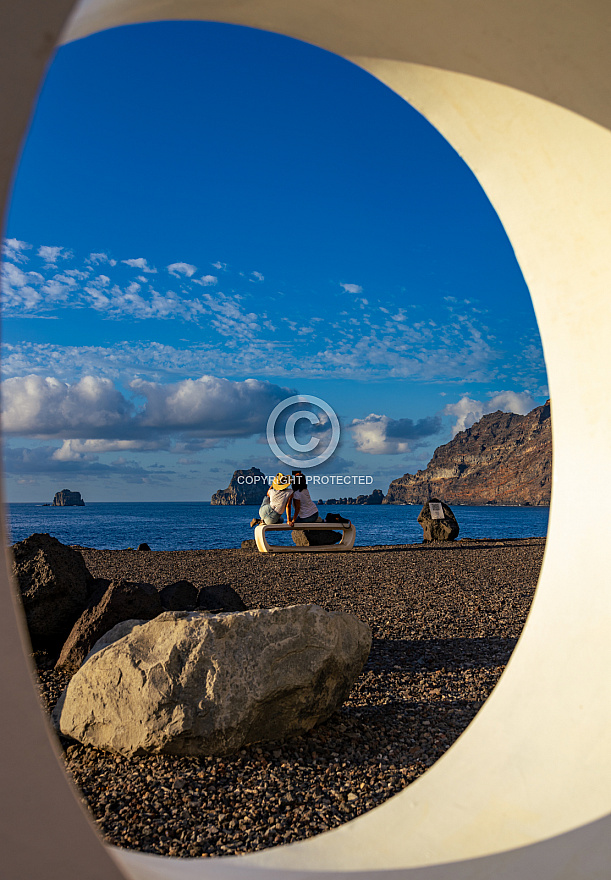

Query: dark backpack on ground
[{"left": 325, "top": 513, "right": 350, "bottom": 525}]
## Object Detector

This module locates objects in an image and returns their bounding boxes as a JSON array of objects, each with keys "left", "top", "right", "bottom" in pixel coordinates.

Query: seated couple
[{"left": 256, "top": 472, "right": 321, "bottom": 527}]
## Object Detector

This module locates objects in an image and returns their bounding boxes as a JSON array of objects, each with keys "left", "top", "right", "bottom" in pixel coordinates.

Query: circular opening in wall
[{"left": 2, "top": 20, "right": 549, "bottom": 860}]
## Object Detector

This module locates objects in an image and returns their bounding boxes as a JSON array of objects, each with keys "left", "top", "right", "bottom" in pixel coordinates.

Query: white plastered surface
[{"left": 2, "top": 2, "right": 611, "bottom": 878}]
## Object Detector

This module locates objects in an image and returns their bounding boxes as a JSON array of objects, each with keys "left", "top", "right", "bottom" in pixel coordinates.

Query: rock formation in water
[
  {"left": 211, "top": 467, "right": 268, "bottom": 505},
  {"left": 384, "top": 400, "right": 551, "bottom": 506},
  {"left": 52, "top": 489, "right": 85, "bottom": 506},
  {"left": 322, "top": 489, "right": 384, "bottom": 505}
]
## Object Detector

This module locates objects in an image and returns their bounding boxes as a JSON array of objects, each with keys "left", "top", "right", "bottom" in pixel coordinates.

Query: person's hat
[{"left": 272, "top": 473, "right": 291, "bottom": 491}]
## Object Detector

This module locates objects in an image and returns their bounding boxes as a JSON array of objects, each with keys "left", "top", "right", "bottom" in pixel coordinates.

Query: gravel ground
[{"left": 36, "top": 537, "right": 544, "bottom": 859}]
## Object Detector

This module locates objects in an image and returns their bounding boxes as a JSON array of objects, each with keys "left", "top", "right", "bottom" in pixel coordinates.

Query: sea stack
[
  {"left": 211, "top": 467, "right": 268, "bottom": 505},
  {"left": 52, "top": 489, "right": 85, "bottom": 507}
]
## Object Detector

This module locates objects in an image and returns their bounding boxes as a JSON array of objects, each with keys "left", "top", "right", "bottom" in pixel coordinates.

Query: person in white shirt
[
  {"left": 288, "top": 471, "right": 320, "bottom": 526},
  {"left": 258, "top": 473, "right": 294, "bottom": 524}
]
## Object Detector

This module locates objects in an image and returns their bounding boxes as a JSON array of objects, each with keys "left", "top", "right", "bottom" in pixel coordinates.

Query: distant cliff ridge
[
  {"left": 211, "top": 468, "right": 268, "bottom": 506},
  {"left": 384, "top": 401, "right": 551, "bottom": 506},
  {"left": 52, "top": 489, "right": 85, "bottom": 507}
]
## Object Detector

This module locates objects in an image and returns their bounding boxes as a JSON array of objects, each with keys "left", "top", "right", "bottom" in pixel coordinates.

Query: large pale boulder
[
  {"left": 53, "top": 605, "right": 371, "bottom": 757},
  {"left": 55, "top": 580, "right": 163, "bottom": 675},
  {"left": 11, "top": 533, "right": 92, "bottom": 651}
]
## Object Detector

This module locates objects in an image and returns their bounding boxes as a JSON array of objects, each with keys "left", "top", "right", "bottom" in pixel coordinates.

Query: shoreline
[{"left": 37, "top": 537, "right": 544, "bottom": 859}]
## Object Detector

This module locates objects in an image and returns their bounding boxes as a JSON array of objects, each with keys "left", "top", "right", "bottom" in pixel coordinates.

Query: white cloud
[
  {"left": 3, "top": 238, "right": 32, "bottom": 263},
  {"left": 40, "top": 276, "right": 77, "bottom": 304},
  {"left": 202, "top": 292, "right": 260, "bottom": 337},
  {"left": 167, "top": 262, "right": 197, "bottom": 277},
  {"left": 122, "top": 257, "right": 157, "bottom": 273},
  {"left": 38, "top": 245, "right": 71, "bottom": 264},
  {"left": 0, "top": 340, "right": 216, "bottom": 382},
  {"left": 87, "top": 252, "right": 117, "bottom": 266},
  {"left": 349, "top": 413, "right": 442, "bottom": 455},
  {"left": 52, "top": 438, "right": 164, "bottom": 459},
  {"left": 62, "top": 268, "right": 91, "bottom": 280},
  {"left": 443, "top": 396, "right": 483, "bottom": 437},
  {"left": 250, "top": 271, "right": 264, "bottom": 282},
  {"left": 84, "top": 282, "right": 205, "bottom": 322},
  {"left": 91, "top": 274, "right": 111, "bottom": 287},
  {"left": 444, "top": 389, "right": 538, "bottom": 436},
  {"left": 1, "top": 262, "right": 45, "bottom": 310},
  {"left": 131, "top": 375, "right": 290, "bottom": 438},
  {"left": 2, "top": 375, "right": 134, "bottom": 437},
  {"left": 198, "top": 274, "right": 218, "bottom": 286},
  {"left": 2, "top": 372, "right": 293, "bottom": 445},
  {"left": 211, "top": 261, "right": 227, "bottom": 270},
  {"left": 487, "top": 389, "right": 538, "bottom": 415},
  {"left": 340, "top": 282, "right": 363, "bottom": 294}
]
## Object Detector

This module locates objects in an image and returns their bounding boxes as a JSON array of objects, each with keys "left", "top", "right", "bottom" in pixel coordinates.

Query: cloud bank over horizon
[{"left": 2, "top": 373, "right": 294, "bottom": 445}]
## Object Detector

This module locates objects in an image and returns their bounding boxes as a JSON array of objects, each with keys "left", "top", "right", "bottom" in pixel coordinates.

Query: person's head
[
  {"left": 292, "top": 470, "right": 307, "bottom": 491},
  {"left": 272, "top": 472, "right": 291, "bottom": 492}
]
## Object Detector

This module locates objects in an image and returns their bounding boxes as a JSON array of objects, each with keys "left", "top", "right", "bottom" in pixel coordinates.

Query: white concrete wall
[{"left": 2, "top": 2, "right": 611, "bottom": 878}]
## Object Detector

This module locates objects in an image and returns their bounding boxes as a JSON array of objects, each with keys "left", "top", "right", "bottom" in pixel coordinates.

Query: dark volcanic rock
[
  {"left": 12, "top": 533, "right": 92, "bottom": 651},
  {"left": 137, "top": 543, "right": 151, "bottom": 551},
  {"left": 211, "top": 467, "right": 268, "bottom": 506},
  {"left": 197, "top": 583, "right": 247, "bottom": 612},
  {"left": 88, "top": 578, "right": 111, "bottom": 599},
  {"left": 385, "top": 400, "right": 551, "bottom": 506},
  {"left": 55, "top": 579, "right": 163, "bottom": 674},
  {"left": 160, "top": 580, "right": 198, "bottom": 611},
  {"left": 291, "top": 529, "right": 343, "bottom": 547},
  {"left": 52, "top": 489, "right": 85, "bottom": 506},
  {"left": 417, "top": 499, "right": 460, "bottom": 542}
]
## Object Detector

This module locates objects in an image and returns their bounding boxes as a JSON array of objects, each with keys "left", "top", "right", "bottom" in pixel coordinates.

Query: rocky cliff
[
  {"left": 384, "top": 401, "right": 551, "bottom": 506},
  {"left": 52, "top": 489, "right": 85, "bottom": 507},
  {"left": 211, "top": 468, "right": 268, "bottom": 506}
]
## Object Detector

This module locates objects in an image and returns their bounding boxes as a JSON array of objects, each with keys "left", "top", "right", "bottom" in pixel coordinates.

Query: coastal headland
[
  {"left": 37, "top": 537, "right": 544, "bottom": 859},
  {"left": 385, "top": 401, "right": 551, "bottom": 506}
]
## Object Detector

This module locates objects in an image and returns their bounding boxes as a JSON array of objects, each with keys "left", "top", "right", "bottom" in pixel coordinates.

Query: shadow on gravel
[
  {"left": 365, "top": 636, "right": 519, "bottom": 672},
  {"left": 356, "top": 539, "right": 543, "bottom": 554}
]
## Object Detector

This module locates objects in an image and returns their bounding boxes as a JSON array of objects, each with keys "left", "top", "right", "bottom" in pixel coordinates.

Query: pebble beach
[{"left": 36, "top": 537, "right": 545, "bottom": 859}]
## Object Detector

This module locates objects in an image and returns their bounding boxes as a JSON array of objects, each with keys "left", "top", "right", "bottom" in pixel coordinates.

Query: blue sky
[{"left": 1, "top": 21, "right": 548, "bottom": 503}]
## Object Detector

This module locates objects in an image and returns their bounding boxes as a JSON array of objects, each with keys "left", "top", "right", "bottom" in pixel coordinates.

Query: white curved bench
[{"left": 254, "top": 521, "right": 356, "bottom": 553}]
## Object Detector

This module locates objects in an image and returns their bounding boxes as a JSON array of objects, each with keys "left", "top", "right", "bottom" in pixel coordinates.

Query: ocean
[{"left": 4, "top": 502, "right": 549, "bottom": 551}]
